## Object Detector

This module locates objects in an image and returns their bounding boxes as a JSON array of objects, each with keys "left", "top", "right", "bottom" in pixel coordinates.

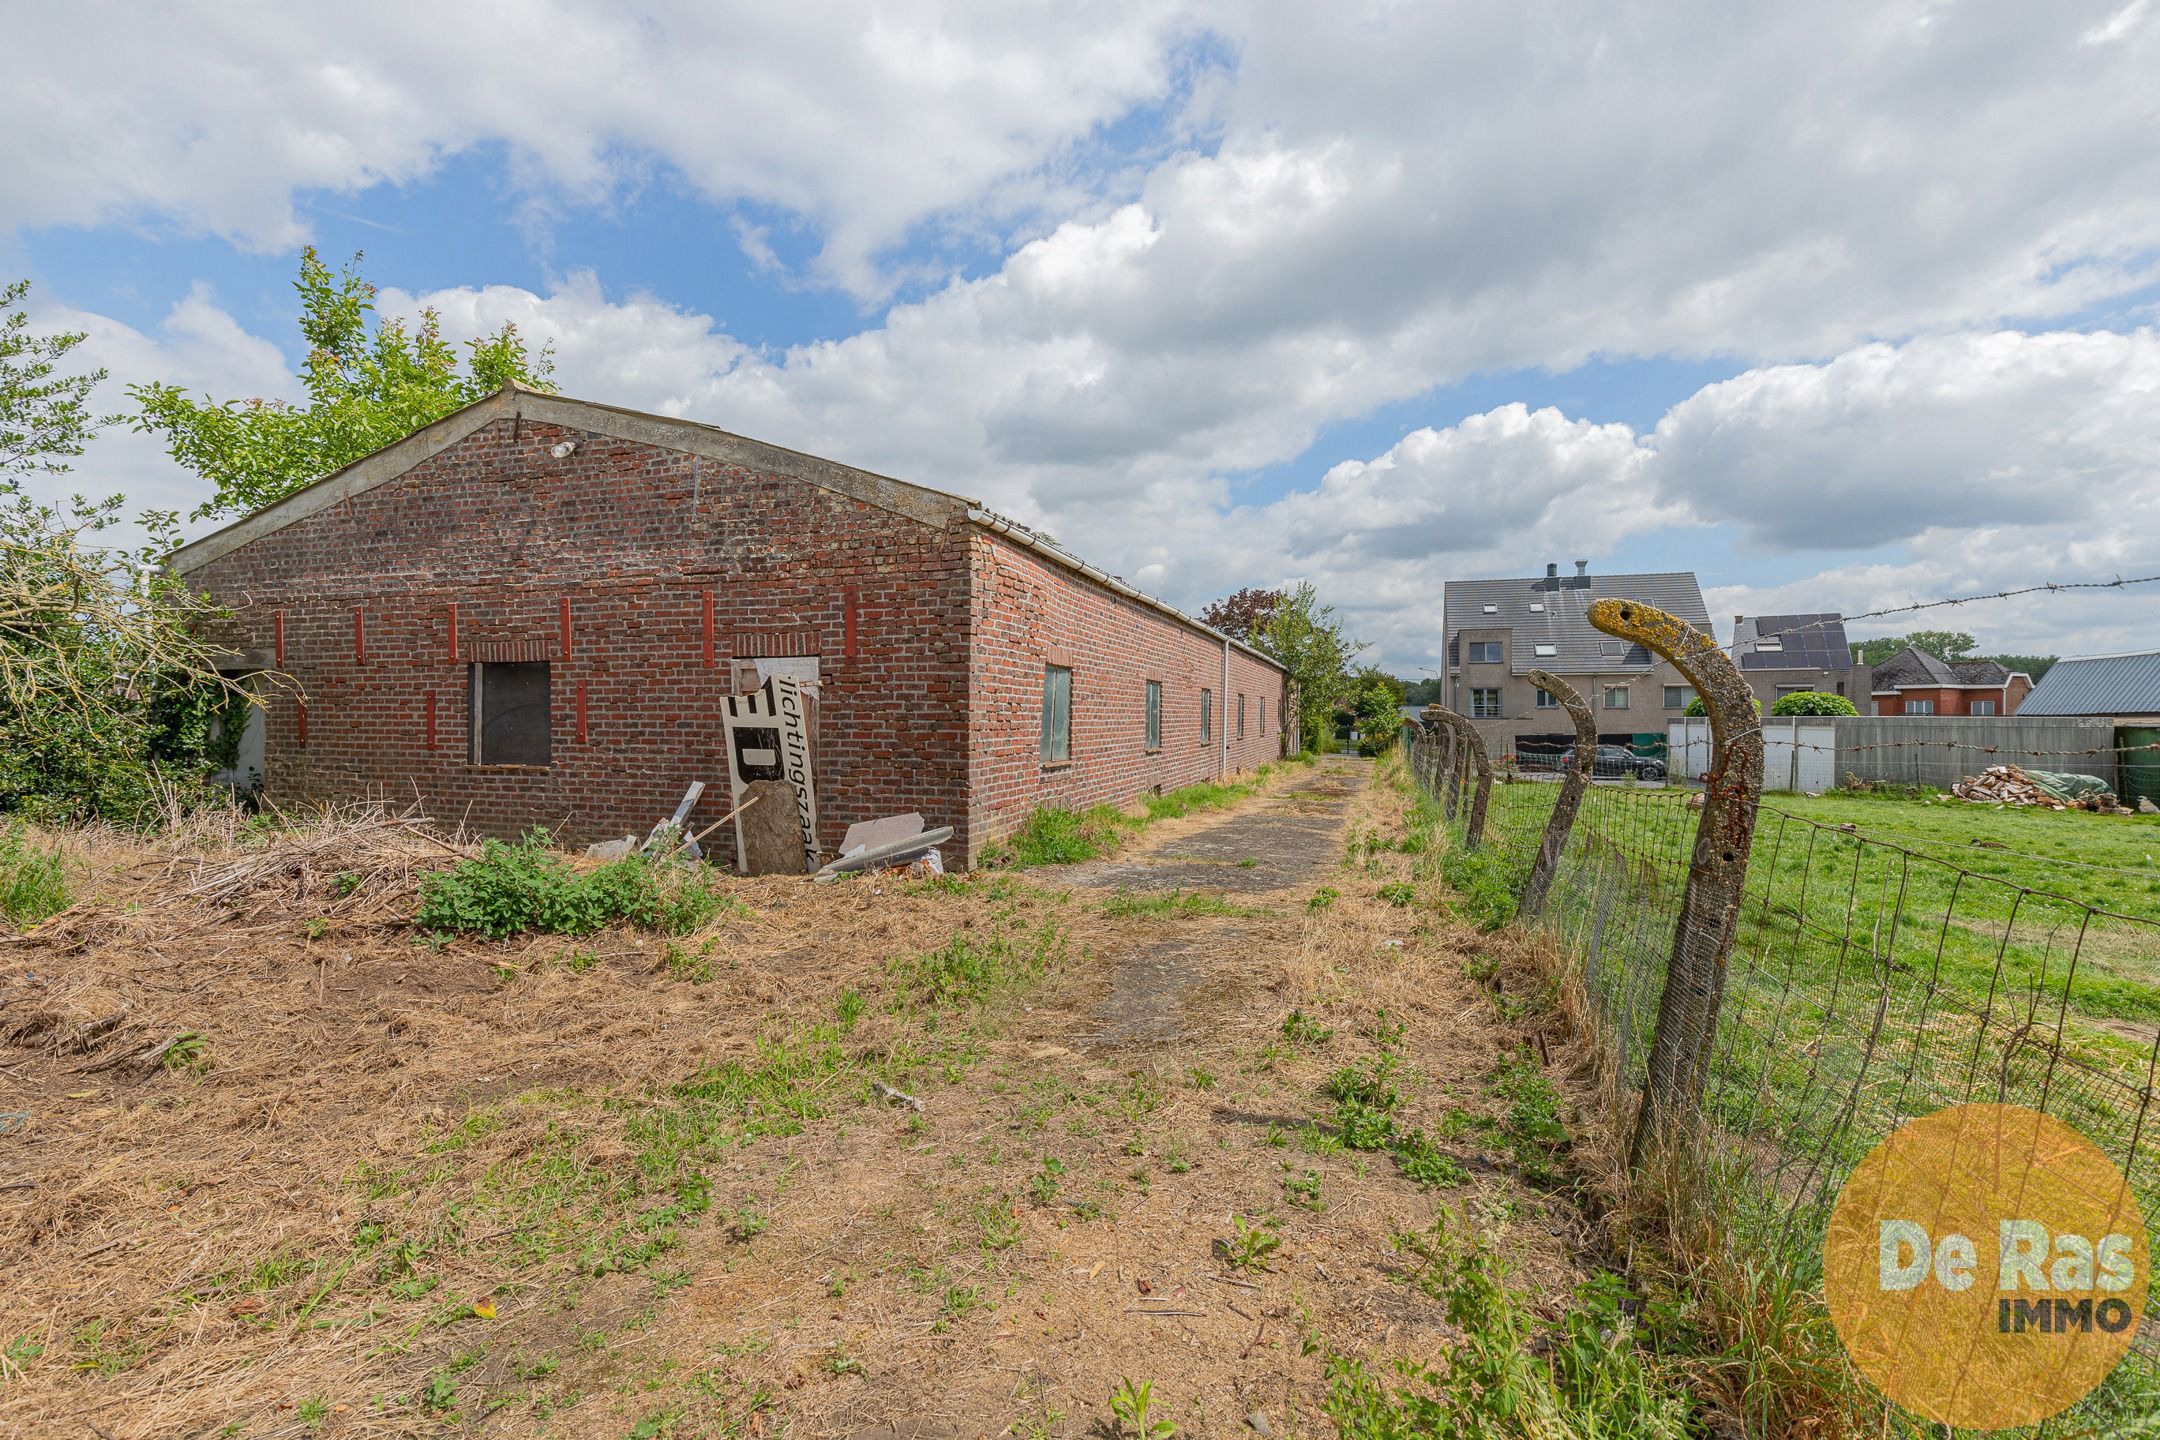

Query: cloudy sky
[{"left": 8, "top": 1, "right": 2159, "bottom": 672}]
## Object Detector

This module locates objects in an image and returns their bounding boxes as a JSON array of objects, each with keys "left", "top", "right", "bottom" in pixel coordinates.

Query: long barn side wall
[{"left": 966, "top": 531, "right": 1291, "bottom": 854}]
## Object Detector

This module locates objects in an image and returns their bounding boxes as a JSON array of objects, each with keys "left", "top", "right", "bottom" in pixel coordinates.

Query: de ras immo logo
[{"left": 1823, "top": 1103, "right": 2148, "bottom": 1428}]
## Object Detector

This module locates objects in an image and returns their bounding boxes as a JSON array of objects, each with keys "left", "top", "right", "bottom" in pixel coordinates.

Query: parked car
[{"left": 1558, "top": 744, "right": 1667, "bottom": 782}]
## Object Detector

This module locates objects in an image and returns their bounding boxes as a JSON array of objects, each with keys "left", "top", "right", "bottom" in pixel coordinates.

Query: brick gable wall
[{"left": 186, "top": 416, "right": 974, "bottom": 863}]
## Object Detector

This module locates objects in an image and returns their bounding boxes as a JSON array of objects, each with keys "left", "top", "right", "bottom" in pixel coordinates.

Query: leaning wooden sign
[{"left": 719, "top": 677, "right": 821, "bottom": 873}]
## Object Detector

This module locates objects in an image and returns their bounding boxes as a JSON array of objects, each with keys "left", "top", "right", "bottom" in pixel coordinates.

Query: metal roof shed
[{"left": 2016, "top": 650, "right": 2160, "bottom": 721}]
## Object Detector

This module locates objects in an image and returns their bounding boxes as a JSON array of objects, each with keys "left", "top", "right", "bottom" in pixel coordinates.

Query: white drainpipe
[{"left": 1222, "top": 636, "right": 1231, "bottom": 778}]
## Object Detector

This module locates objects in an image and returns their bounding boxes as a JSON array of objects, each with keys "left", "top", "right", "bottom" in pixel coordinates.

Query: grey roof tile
[{"left": 1871, "top": 647, "right": 2011, "bottom": 689}]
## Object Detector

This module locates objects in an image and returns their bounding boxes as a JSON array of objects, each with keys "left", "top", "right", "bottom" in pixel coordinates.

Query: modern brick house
[
  {"left": 1441, "top": 562, "right": 1711, "bottom": 763},
  {"left": 1731, "top": 613, "right": 1871, "bottom": 708},
  {"left": 1866, "top": 646, "right": 2031, "bottom": 717},
  {"left": 170, "top": 385, "right": 1291, "bottom": 867}
]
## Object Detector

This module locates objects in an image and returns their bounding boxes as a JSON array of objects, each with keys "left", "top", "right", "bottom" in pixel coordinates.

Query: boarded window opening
[
  {"left": 1041, "top": 665, "right": 1073, "bottom": 764},
  {"left": 1144, "top": 680, "right": 1162, "bottom": 752},
  {"left": 1201, "top": 688, "right": 1212, "bottom": 743},
  {"left": 1237, "top": 693, "right": 1246, "bottom": 739},
  {"left": 471, "top": 662, "right": 552, "bottom": 766}
]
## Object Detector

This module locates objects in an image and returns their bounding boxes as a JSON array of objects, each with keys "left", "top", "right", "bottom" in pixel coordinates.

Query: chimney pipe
[
  {"left": 1545, "top": 563, "right": 1558, "bottom": 579},
  {"left": 1574, "top": 559, "right": 1589, "bottom": 576}
]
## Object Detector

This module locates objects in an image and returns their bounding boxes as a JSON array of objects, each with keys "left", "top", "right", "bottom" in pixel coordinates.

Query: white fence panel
[
  {"left": 1668, "top": 720, "right": 1713, "bottom": 783},
  {"left": 1666, "top": 719, "right": 1833, "bottom": 792}
]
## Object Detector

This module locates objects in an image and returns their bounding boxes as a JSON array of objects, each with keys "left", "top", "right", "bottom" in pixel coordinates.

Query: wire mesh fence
[{"left": 1405, "top": 726, "right": 2160, "bottom": 1368}]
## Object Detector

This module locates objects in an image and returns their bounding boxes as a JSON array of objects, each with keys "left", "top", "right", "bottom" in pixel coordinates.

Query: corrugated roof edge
[{"left": 161, "top": 383, "right": 1283, "bottom": 675}]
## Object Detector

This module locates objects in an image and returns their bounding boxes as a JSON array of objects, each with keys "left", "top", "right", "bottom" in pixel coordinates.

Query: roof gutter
[{"left": 965, "top": 507, "right": 1284, "bottom": 674}]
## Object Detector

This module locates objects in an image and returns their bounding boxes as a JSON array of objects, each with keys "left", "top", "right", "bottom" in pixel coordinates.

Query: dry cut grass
[{"left": 0, "top": 760, "right": 1603, "bottom": 1439}]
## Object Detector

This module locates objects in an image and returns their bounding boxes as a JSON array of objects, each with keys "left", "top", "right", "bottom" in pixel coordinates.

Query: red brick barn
[{"left": 170, "top": 386, "right": 1293, "bottom": 868}]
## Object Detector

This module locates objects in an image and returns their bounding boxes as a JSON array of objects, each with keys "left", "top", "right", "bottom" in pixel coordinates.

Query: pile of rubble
[{"left": 1950, "top": 764, "right": 2134, "bottom": 814}]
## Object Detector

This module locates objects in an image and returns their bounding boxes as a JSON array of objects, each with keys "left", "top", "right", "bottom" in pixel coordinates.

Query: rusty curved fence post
[
  {"left": 1521, "top": 669, "right": 1595, "bottom": 919},
  {"left": 1586, "top": 598, "right": 1764, "bottom": 1171},
  {"left": 1423, "top": 706, "right": 1491, "bottom": 850},
  {"left": 1436, "top": 720, "right": 1459, "bottom": 821}
]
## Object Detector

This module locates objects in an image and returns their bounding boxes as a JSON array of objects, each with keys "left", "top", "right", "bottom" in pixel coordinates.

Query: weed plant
[
  {"left": 415, "top": 830, "right": 742, "bottom": 938},
  {"left": 0, "top": 822, "right": 70, "bottom": 927}
]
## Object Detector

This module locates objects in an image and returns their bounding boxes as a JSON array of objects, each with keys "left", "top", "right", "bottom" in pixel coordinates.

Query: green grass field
[
  {"left": 1759, "top": 790, "right": 2160, "bottom": 919},
  {"left": 1473, "top": 776, "right": 2160, "bottom": 1170}
]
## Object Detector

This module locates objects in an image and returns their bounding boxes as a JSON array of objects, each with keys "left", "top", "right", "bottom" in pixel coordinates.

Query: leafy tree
[
  {"left": 1683, "top": 694, "right": 1760, "bottom": 719},
  {"left": 133, "top": 248, "right": 556, "bottom": 520},
  {"left": 2, "top": 494, "right": 249, "bottom": 820},
  {"left": 1253, "top": 582, "right": 1364, "bottom": 751},
  {"left": 1200, "top": 586, "right": 1284, "bottom": 644},
  {"left": 1768, "top": 690, "right": 1858, "bottom": 717},
  {"left": 1399, "top": 676, "right": 1445, "bottom": 707},
  {"left": 2, "top": 279, "right": 249, "bottom": 822},
  {"left": 2, "top": 279, "right": 114, "bottom": 481},
  {"left": 1347, "top": 667, "right": 1405, "bottom": 754}
]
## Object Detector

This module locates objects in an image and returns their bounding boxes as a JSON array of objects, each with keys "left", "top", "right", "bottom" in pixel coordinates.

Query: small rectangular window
[
  {"left": 1757, "top": 638, "right": 1784, "bottom": 652},
  {"left": 1664, "top": 685, "right": 1696, "bottom": 710},
  {"left": 1471, "top": 687, "right": 1503, "bottom": 719},
  {"left": 1906, "top": 699, "right": 1935, "bottom": 715},
  {"left": 1481, "top": 603, "right": 1498, "bottom": 614},
  {"left": 1603, "top": 685, "right": 1630, "bottom": 710},
  {"left": 1533, "top": 643, "right": 1557, "bottom": 658},
  {"left": 1534, "top": 688, "right": 1557, "bottom": 709},
  {"left": 471, "top": 662, "right": 552, "bottom": 766},
  {"left": 1971, "top": 699, "right": 1997, "bottom": 716},
  {"left": 1041, "top": 665, "right": 1072, "bottom": 763},
  {"left": 1201, "top": 688, "right": 1212, "bottom": 742},
  {"left": 1237, "top": 693, "right": 1246, "bottom": 738},
  {"left": 1468, "top": 641, "right": 1502, "bottom": 664},
  {"left": 1144, "top": 680, "right": 1162, "bottom": 752},
  {"left": 1528, "top": 602, "right": 1544, "bottom": 613}
]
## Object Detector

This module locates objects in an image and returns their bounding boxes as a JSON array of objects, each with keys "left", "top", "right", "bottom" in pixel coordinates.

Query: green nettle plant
[
  {"left": 414, "top": 831, "right": 733, "bottom": 939},
  {"left": 132, "top": 248, "right": 557, "bottom": 521}
]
